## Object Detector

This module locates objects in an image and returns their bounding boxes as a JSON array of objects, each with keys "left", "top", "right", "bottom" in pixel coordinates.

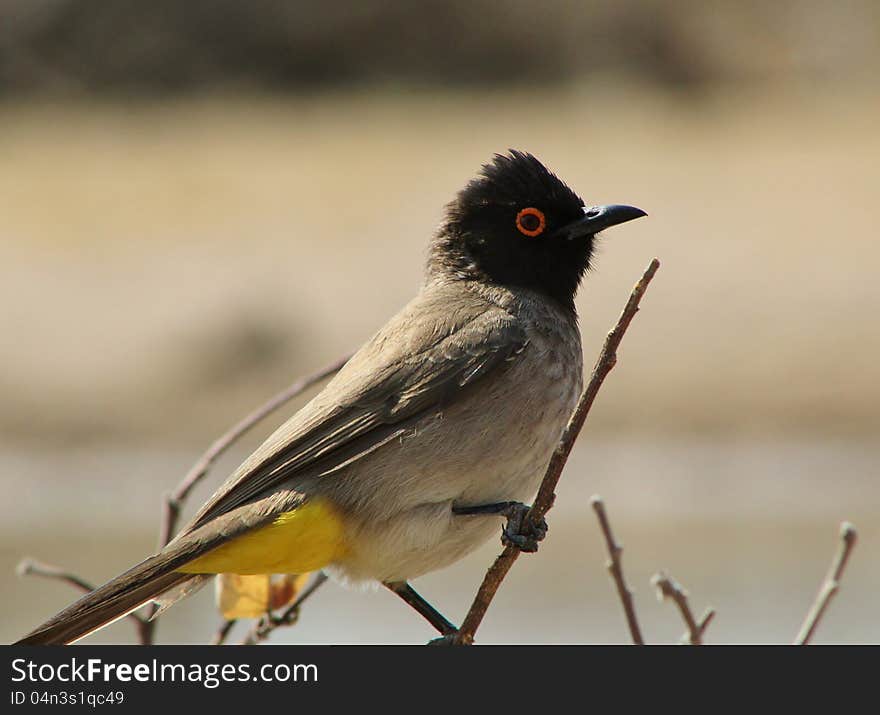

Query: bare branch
[
  {"left": 156, "top": 354, "right": 351, "bottom": 550},
  {"left": 211, "top": 619, "right": 237, "bottom": 646},
  {"left": 590, "top": 496, "right": 644, "bottom": 645},
  {"left": 795, "top": 521, "right": 858, "bottom": 645},
  {"left": 143, "top": 356, "right": 349, "bottom": 641},
  {"left": 453, "top": 258, "right": 661, "bottom": 645},
  {"left": 18, "top": 558, "right": 100, "bottom": 597},
  {"left": 241, "top": 572, "right": 329, "bottom": 645},
  {"left": 17, "top": 357, "right": 348, "bottom": 645},
  {"left": 652, "top": 571, "right": 711, "bottom": 645}
]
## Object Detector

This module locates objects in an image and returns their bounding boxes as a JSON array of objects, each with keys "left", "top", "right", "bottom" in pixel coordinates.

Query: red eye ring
[{"left": 516, "top": 207, "right": 546, "bottom": 237}]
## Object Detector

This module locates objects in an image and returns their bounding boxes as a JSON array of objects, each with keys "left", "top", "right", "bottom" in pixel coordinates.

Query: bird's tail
[
  {"left": 15, "top": 552, "right": 196, "bottom": 645},
  {"left": 16, "top": 499, "right": 297, "bottom": 644}
]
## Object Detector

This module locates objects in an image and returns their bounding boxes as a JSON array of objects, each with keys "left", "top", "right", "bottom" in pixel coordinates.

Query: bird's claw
[{"left": 501, "top": 502, "right": 547, "bottom": 553}]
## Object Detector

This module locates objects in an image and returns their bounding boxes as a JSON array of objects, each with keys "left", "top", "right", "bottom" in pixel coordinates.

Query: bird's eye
[{"left": 515, "top": 207, "right": 546, "bottom": 237}]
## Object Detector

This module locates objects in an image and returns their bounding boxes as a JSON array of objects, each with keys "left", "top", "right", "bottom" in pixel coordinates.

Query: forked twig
[
  {"left": 453, "top": 258, "right": 661, "bottom": 644},
  {"left": 17, "top": 558, "right": 103, "bottom": 598},
  {"left": 652, "top": 571, "right": 714, "bottom": 645}
]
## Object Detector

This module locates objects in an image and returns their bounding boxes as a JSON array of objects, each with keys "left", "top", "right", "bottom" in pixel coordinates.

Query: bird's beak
[{"left": 558, "top": 204, "right": 647, "bottom": 240}]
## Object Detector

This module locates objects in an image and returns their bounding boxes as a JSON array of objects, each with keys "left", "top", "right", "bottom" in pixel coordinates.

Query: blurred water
[{"left": 4, "top": 436, "right": 877, "bottom": 644}]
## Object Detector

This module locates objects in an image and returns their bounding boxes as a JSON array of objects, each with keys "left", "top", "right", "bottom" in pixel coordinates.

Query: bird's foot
[
  {"left": 453, "top": 500, "right": 548, "bottom": 553},
  {"left": 500, "top": 502, "right": 547, "bottom": 553}
]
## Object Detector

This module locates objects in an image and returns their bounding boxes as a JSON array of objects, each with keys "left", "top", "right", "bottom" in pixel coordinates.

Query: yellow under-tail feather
[{"left": 179, "top": 499, "right": 348, "bottom": 576}]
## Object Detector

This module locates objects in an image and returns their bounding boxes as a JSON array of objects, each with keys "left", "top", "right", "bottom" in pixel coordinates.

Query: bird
[{"left": 16, "top": 150, "right": 645, "bottom": 644}]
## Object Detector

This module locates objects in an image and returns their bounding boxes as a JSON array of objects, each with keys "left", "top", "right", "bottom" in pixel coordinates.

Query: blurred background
[{"left": 2, "top": 1, "right": 878, "bottom": 644}]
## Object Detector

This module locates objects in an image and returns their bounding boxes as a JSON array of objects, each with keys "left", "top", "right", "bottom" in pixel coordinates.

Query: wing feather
[{"left": 181, "top": 291, "right": 527, "bottom": 533}]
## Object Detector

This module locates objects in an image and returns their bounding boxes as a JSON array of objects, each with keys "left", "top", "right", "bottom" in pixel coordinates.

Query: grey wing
[{"left": 182, "top": 296, "right": 528, "bottom": 532}]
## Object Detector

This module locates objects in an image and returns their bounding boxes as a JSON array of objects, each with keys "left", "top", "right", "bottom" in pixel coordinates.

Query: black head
[{"left": 428, "top": 151, "right": 646, "bottom": 313}]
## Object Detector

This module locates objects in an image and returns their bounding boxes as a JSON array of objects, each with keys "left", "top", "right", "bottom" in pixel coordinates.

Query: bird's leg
[
  {"left": 453, "top": 501, "right": 548, "bottom": 553},
  {"left": 384, "top": 581, "right": 458, "bottom": 636}
]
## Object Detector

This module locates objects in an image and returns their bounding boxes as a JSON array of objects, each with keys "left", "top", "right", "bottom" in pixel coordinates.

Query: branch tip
[
  {"left": 795, "top": 519, "right": 858, "bottom": 645},
  {"left": 652, "top": 571, "right": 706, "bottom": 645}
]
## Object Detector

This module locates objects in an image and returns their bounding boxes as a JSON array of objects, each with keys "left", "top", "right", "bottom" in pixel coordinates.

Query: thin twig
[
  {"left": 453, "top": 258, "right": 661, "bottom": 645},
  {"left": 241, "top": 572, "right": 330, "bottom": 645},
  {"left": 17, "top": 558, "right": 152, "bottom": 643},
  {"left": 211, "top": 619, "right": 237, "bottom": 646},
  {"left": 652, "top": 571, "right": 711, "bottom": 645},
  {"left": 18, "top": 558, "right": 102, "bottom": 597},
  {"left": 143, "top": 355, "right": 350, "bottom": 640},
  {"left": 590, "top": 496, "right": 644, "bottom": 645},
  {"left": 794, "top": 521, "right": 858, "bottom": 645},
  {"left": 17, "top": 357, "right": 348, "bottom": 645},
  {"left": 697, "top": 607, "right": 716, "bottom": 638},
  {"left": 156, "top": 354, "right": 351, "bottom": 550}
]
